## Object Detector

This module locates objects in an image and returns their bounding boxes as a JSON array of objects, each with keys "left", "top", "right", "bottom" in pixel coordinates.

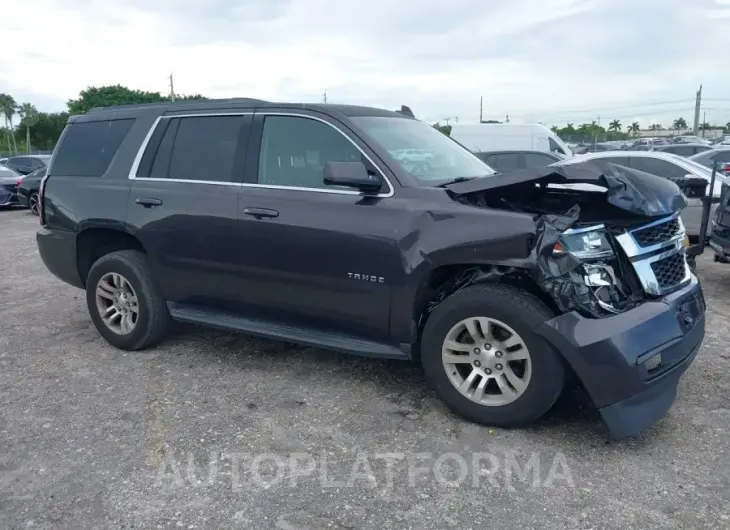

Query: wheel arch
[
  {"left": 76, "top": 227, "right": 146, "bottom": 287},
  {"left": 409, "top": 262, "right": 560, "bottom": 350}
]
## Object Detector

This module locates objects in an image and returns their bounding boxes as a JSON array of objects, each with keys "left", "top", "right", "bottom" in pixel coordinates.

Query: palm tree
[
  {"left": 0, "top": 93, "right": 18, "bottom": 153},
  {"left": 17, "top": 102, "right": 38, "bottom": 153},
  {"left": 550, "top": 125, "right": 559, "bottom": 133},
  {"left": 628, "top": 122, "right": 640, "bottom": 136},
  {"left": 609, "top": 119, "right": 621, "bottom": 132},
  {"left": 673, "top": 117, "right": 687, "bottom": 132}
]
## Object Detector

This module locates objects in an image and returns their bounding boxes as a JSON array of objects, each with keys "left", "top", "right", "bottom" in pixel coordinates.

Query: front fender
[{"left": 389, "top": 207, "right": 540, "bottom": 343}]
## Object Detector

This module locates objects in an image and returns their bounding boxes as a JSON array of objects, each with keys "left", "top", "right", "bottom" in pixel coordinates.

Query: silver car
[{"left": 554, "top": 150, "right": 723, "bottom": 237}]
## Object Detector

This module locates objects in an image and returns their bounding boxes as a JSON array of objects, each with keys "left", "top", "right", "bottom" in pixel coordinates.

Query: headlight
[{"left": 553, "top": 225, "right": 614, "bottom": 260}]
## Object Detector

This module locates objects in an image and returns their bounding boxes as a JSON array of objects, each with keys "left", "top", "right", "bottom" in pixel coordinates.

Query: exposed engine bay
[{"left": 445, "top": 161, "right": 692, "bottom": 318}]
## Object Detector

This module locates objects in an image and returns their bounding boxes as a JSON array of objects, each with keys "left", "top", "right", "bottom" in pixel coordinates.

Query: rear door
[{"left": 127, "top": 112, "right": 253, "bottom": 306}]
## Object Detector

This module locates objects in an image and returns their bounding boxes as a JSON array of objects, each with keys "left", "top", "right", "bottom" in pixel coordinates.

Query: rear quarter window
[{"left": 51, "top": 118, "right": 135, "bottom": 177}]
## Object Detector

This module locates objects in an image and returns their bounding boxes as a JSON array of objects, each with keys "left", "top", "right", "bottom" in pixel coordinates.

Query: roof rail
[{"left": 86, "top": 97, "right": 269, "bottom": 113}]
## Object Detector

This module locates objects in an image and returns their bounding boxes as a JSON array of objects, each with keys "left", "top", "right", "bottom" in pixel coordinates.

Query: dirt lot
[{"left": 1, "top": 208, "right": 728, "bottom": 529}]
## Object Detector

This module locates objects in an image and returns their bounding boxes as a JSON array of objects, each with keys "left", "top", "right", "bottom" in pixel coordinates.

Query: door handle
[
  {"left": 243, "top": 207, "right": 279, "bottom": 219},
  {"left": 135, "top": 197, "right": 163, "bottom": 208}
]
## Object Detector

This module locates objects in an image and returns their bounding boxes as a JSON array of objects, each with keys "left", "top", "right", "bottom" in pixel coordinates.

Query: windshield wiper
[{"left": 437, "top": 176, "right": 477, "bottom": 187}]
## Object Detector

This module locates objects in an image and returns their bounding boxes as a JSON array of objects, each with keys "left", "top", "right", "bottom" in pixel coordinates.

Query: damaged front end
[{"left": 447, "top": 160, "right": 692, "bottom": 318}]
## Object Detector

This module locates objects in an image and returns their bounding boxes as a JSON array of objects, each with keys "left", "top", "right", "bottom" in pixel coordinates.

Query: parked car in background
[
  {"left": 555, "top": 150, "right": 723, "bottom": 237},
  {"left": 573, "top": 143, "right": 617, "bottom": 155},
  {"left": 449, "top": 123, "right": 573, "bottom": 159},
  {"left": 629, "top": 138, "right": 668, "bottom": 149},
  {"left": 3, "top": 155, "right": 51, "bottom": 175},
  {"left": 652, "top": 143, "right": 713, "bottom": 157},
  {"left": 17, "top": 166, "right": 46, "bottom": 215},
  {"left": 670, "top": 136, "right": 710, "bottom": 145},
  {"left": 0, "top": 165, "right": 22, "bottom": 207},
  {"left": 688, "top": 148, "right": 730, "bottom": 176},
  {"left": 473, "top": 150, "right": 560, "bottom": 172},
  {"left": 710, "top": 136, "right": 730, "bottom": 146}
]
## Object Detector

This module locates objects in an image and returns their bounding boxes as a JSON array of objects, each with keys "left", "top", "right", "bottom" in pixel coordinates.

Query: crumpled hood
[{"left": 446, "top": 160, "right": 688, "bottom": 217}]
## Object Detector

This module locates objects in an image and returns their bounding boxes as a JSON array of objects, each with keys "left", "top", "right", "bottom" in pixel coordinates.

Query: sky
[{"left": 2, "top": 0, "right": 730, "bottom": 129}]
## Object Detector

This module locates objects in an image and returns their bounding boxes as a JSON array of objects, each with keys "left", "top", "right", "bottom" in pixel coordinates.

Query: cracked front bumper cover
[{"left": 536, "top": 275, "right": 705, "bottom": 438}]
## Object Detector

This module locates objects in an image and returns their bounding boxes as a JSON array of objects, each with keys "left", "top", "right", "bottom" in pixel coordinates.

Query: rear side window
[
  {"left": 51, "top": 119, "right": 134, "bottom": 177},
  {"left": 139, "top": 115, "right": 245, "bottom": 182},
  {"left": 629, "top": 158, "right": 688, "bottom": 180}
]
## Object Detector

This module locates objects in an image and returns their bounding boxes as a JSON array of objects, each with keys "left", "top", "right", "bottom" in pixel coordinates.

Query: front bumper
[
  {"left": 537, "top": 275, "right": 705, "bottom": 438},
  {"left": 0, "top": 186, "right": 18, "bottom": 206}
]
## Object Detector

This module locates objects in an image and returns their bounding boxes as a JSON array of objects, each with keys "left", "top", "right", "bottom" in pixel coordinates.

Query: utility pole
[
  {"left": 505, "top": 114, "right": 510, "bottom": 123},
  {"left": 693, "top": 84, "right": 702, "bottom": 135},
  {"left": 702, "top": 111, "right": 706, "bottom": 137},
  {"left": 323, "top": 90, "right": 327, "bottom": 104},
  {"left": 479, "top": 97, "right": 483, "bottom": 123},
  {"left": 444, "top": 117, "right": 451, "bottom": 126},
  {"left": 454, "top": 116, "right": 459, "bottom": 124},
  {"left": 168, "top": 73, "right": 176, "bottom": 101}
]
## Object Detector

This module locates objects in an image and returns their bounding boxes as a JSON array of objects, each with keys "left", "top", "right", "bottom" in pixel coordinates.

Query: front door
[{"left": 234, "top": 111, "right": 407, "bottom": 340}]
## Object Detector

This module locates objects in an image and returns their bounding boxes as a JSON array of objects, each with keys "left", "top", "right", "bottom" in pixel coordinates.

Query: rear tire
[
  {"left": 29, "top": 192, "right": 39, "bottom": 215},
  {"left": 420, "top": 283, "right": 565, "bottom": 428},
  {"left": 85, "top": 250, "right": 169, "bottom": 350}
]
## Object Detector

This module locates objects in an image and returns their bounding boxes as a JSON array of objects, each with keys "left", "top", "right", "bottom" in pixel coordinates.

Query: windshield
[{"left": 352, "top": 116, "right": 495, "bottom": 184}]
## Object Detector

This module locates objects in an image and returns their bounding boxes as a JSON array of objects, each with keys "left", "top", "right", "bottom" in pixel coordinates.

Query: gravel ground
[{"left": 0, "top": 208, "right": 728, "bottom": 529}]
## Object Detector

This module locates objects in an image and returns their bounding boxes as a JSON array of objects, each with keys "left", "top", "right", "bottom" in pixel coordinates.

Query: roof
[{"left": 78, "top": 99, "right": 407, "bottom": 121}]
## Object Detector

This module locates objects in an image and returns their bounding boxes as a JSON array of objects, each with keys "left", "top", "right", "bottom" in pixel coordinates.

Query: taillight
[
  {"left": 721, "top": 163, "right": 730, "bottom": 175},
  {"left": 16, "top": 178, "right": 22, "bottom": 187}
]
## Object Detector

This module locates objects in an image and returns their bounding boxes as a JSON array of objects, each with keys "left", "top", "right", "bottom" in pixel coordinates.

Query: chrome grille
[
  {"left": 614, "top": 214, "right": 691, "bottom": 296},
  {"left": 650, "top": 253, "right": 686, "bottom": 290},
  {"left": 632, "top": 218, "right": 680, "bottom": 247}
]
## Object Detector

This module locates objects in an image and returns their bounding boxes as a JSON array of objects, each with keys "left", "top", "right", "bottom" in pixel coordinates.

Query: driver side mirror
[{"left": 323, "top": 161, "right": 382, "bottom": 193}]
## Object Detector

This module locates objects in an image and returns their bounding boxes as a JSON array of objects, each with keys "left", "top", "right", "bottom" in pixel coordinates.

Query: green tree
[
  {"left": 67, "top": 85, "right": 207, "bottom": 114},
  {"left": 432, "top": 122, "right": 451, "bottom": 136},
  {"left": 68, "top": 85, "right": 169, "bottom": 114},
  {"left": 550, "top": 125, "right": 559, "bottom": 133},
  {"left": 18, "top": 112, "right": 69, "bottom": 150},
  {"left": 17, "top": 102, "right": 39, "bottom": 153},
  {"left": 673, "top": 117, "right": 687, "bottom": 131},
  {"left": 608, "top": 119, "right": 621, "bottom": 132},
  {"left": 0, "top": 93, "right": 18, "bottom": 153},
  {"left": 628, "top": 122, "right": 640, "bottom": 136}
]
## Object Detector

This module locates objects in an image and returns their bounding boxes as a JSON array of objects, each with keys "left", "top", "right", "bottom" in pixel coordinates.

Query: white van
[{"left": 449, "top": 123, "right": 574, "bottom": 159}]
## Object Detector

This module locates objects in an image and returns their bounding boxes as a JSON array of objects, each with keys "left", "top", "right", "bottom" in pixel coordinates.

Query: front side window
[
  {"left": 352, "top": 116, "right": 494, "bottom": 184},
  {"left": 257, "top": 115, "right": 368, "bottom": 190},
  {"left": 524, "top": 152, "right": 558, "bottom": 168}
]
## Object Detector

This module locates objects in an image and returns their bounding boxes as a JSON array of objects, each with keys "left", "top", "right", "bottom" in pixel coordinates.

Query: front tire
[
  {"left": 420, "top": 283, "right": 565, "bottom": 428},
  {"left": 85, "top": 250, "right": 170, "bottom": 350}
]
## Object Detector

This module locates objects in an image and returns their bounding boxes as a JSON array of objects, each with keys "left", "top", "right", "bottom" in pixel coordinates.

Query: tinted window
[
  {"left": 629, "top": 157, "right": 687, "bottom": 180},
  {"left": 596, "top": 156, "right": 631, "bottom": 167},
  {"left": 258, "top": 116, "right": 366, "bottom": 190},
  {"left": 665, "top": 146, "right": 693, "bottom": 157},
  {"left": 485, "top": 153, "right": 522, "bottom": 172},
  {"left": 52, "top": 119, "right": 134, "bottom": 177},
  {"left": 166, "top": 116, "right": 243, "bottom": 182},
  {"left": 524, "top": 152, "right": 558, "bottom": 168}
]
